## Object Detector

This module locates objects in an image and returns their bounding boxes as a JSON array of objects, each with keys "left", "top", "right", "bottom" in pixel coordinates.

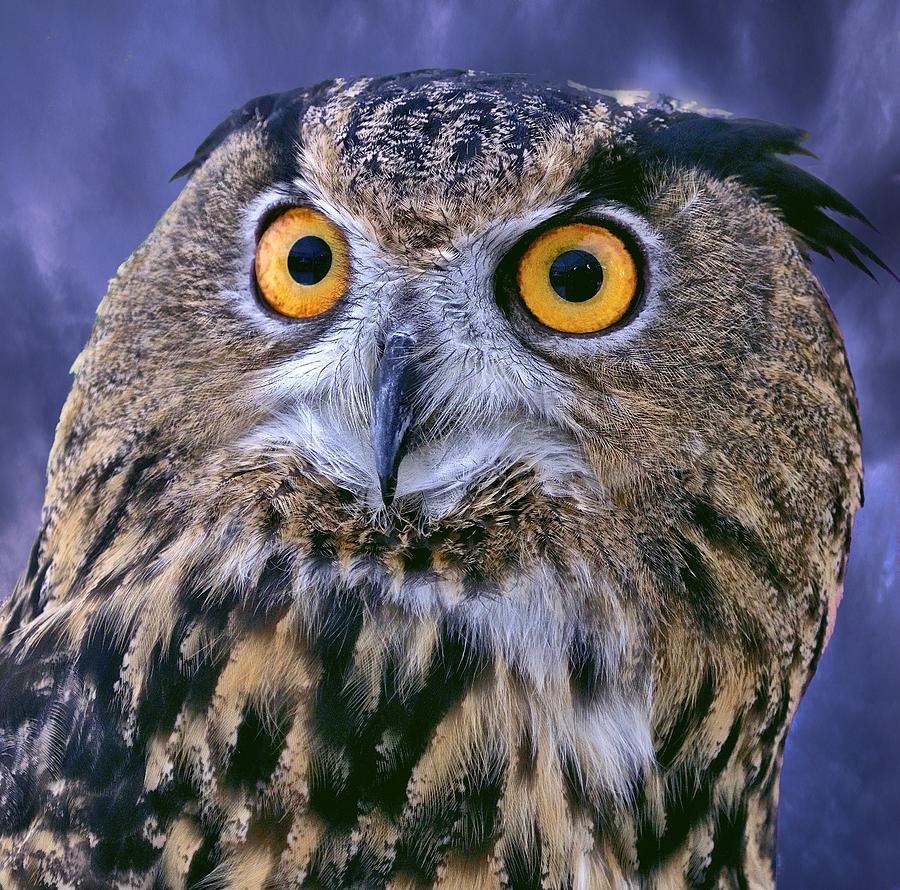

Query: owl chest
[
  {"left": 121, "top": 578, "right": 662, "bottom": 888},
  {"left": 2, "top": 572, "right": 767, "bottom": 889}
]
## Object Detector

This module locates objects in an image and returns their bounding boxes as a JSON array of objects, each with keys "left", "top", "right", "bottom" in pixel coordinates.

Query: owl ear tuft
[
  {"left": 169, "top": 91, "right": 284, "bottom": 182},
  {"left": 625, "top": 111, "right": 895, "bottom": 281}
]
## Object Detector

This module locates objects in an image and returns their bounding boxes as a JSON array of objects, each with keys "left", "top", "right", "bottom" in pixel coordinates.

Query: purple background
[{"left": 1, "top": 2, "right": 897, "bottom": 885}]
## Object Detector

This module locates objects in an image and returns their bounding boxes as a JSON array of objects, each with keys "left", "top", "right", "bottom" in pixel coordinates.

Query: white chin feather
[
  {"left": 241, "top": 406, "right": 599, "bottom": 518},
  {"left": 392, "top": 420, "right": 599, "bottom": 513}
]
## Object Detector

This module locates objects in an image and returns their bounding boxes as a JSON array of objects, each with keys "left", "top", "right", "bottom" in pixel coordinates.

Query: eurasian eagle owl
[{"left": 0, "top": 70, "right": 884, "bottom": 889}]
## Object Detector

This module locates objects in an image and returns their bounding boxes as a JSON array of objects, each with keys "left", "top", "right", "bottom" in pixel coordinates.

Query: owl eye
[
  {"left": 255, "top": 207, "right": 350, "bottom": 318},
  {"left": 516, "top": 223, "right": 639, "bottom": 334}
]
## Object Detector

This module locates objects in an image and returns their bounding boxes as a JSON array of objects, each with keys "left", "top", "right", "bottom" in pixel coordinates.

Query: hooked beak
[{"left": 371, "top": 328, "right": 418, "bottom": 506}]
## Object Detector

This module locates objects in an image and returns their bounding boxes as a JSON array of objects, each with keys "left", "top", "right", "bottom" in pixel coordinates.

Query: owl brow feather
[{"left": 579, "top": 110, "right": 893, "bottom": 281}]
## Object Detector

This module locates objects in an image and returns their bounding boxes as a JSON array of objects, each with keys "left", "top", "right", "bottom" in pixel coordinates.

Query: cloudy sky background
[{"left": 0, "top": 1, "right": 897, "bottom": 885}]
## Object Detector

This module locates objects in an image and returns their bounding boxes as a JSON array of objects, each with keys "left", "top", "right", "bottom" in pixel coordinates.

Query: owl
[{"left": 0, "top": 70, "right": 886, "bottom": 890}]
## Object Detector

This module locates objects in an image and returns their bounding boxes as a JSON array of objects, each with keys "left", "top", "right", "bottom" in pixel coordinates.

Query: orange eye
[
  {"left": 255, "top": 207, "right": 350, "bottom": 318},
  {"left": 516, "top": 223, "right": 639, "bottom": 334}
]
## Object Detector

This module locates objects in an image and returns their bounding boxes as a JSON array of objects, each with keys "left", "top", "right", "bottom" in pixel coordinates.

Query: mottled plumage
[{"left": 0, "top": 70, "right": 880, "bottom": 889}]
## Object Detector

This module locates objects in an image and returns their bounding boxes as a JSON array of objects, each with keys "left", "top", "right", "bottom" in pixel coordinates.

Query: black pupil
[
  {"left": 287, "top": 236, "right": 332, "bottom": 285},
  {"left": 548, "top": 249, "right": 603, "bottom": 302}
]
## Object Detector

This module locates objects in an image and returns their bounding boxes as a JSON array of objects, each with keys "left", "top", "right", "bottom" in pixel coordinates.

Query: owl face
[
  {"left": 50, "top": 71, "right": 864, "bottom": 673},
  {"left": 73, "top": 76, "right": 826, "bottom": 526},
  {"left": 239, "top": 175, "right": 661, "bottom": 516}
]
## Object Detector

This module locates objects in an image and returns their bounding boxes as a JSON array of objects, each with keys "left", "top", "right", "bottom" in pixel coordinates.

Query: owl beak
[{"left": 371, "top": 328, "right": 418, "bottom": 506}]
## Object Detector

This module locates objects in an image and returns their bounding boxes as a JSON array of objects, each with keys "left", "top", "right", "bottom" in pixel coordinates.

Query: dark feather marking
[
  {"left": 455, "top": 523, "right": 490, "bottom": 589},
  {"left": 226, "top": 704, "right": 290, "bottom": 790},
  {"left": 687, "top": 496, "right": 787, "bottom": 594},
  {"left": 182, "top": 641, "right": 230, "bottom": 719},
  {"left": 1, "top": 564, "right": 47, "bottom": 641},
  {"left": 828, "top": 492, "right": 847, "bottom": 537},
  {"left": 177, "top": 557, "right": 242, "bottom": 634},
  {"left": 308, "top": 527, "right": 339, "bottom": 563},
  {"left": 305, "top": 587, "right": 367, "bottom": 829},
  {"left": 671, "top": 532, "right": 724, "bottom": 634},
  {"left": 0, "top": 663, "right": 116, "bottom": 840},
  {"left": 503, "top": 822, "right": 543, "bottom": 890},
  {"left": 356, "top": 527, "right": 391, "bottom": 561},
  {"left": 515, "top": 719, "right": 538, "bottom": 780},
  {"left": 305, "top": 834, "right": 363, "bottom": 890},
  {"left": 60, "top": 682, "right": 131, "bottom": 793},
  {"left": 392, "top": 740, "right": 506, "bottom": 885},
  {"left": 1, "top": 524, "right": 49, "bottom": 639},
  {"left": 637, "top": 715, "right": 743, "bottom": 874},
  {"left": 83, "top": 567, "right": 131, "bottom": 605},
  {"left": 20, "top": 665, "right": 162, "bottom": 879},
  {"left": 560, "top": 748, "right": 594, "bottom": 823},
  {"left": 89, "top": 772, "right": 158, "bottom": 875},
  {"left": 75, "top": 613, "right": 129, "bottom": 714},
  {"left": 756, "top": 678, "right": 792, "bottom": 760},
  {"left": 185, "top": 830, "right": 219, "bottom": 889},
  {"left": 802, "top": 602, "right": 831, "bottom": 697},
  {"left": 638, "top": 533, "right": 727, "bottom": 636},
  {"left": 177, "top": 556, "right": 229, "bottom": 611},
  {"left": 133, "top": 614, "right": 195, "bottom": 741},
  {"left": 655, "top": 671, "right": 716, "bottom": 771},
  {"left": 175, "top": 569, "right": 237, "bottom": 716},
  {"left": 92, "top": 452, "right": 128, "bottom": 488},
  {"left": 335, "top": 619, "right": 494, "bottom": 885},
  {"left": 838, "top": 519, "right": 853, "bottom": 582},
  {"left": 22, "top": 523, "right": 45, "bottom": 583},
  {"left": 309, "top": 585, "right": 370, "bottom": 673},
  {"left": 24, "top": 564, "right": 48, "bottom": 618},
  {"left": 243, "top": 548, "right": 296, "bottom": 621},
  {"left": 75, "top": 452, "right": 163, "bottom": 589},
  {"left": 134, "top": 467, "right": 173, "bottom": 508},
  {"left": 388, "top": 633, "right": 492, "bottom": 833},
  {"left": 567, "top": 628, "right": 608, "bottom": 705},
  {"left": 694, "top": 802, "right": 750, "bottom": 890},
  {"left": 0, "top": 651, "right": 61, "bottom": 738},
  {"left": 142, "top": 773, "right": 197, "bottom": 826},
  {"left": 67, "top": 452, "right": 127, "bottom": 507},
  {"left": 401, "top": 540, "right": 433, "bottom": 574},
  {"left": 342, "top": 836, "right": 394, "bottom": 888},
  {"left": 40, "top": 786, "right": 77, "bottom": 837},
  {"left": 0, "top": 724, "right": 42, "bottom": 834},
  {"left": 671, "top": 528, "right": 768, "bottom": 657},
  {"left": 452, "top": 754, "right": 506, "bottom": 855}
]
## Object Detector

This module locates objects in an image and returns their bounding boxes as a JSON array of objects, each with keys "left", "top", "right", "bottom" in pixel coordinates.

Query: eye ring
[
  {"left": 515, "top": 222, "right": 639, "bottom": 334},
  {"left": 255, "top": 207, "right": 350, "bottom": 319}
]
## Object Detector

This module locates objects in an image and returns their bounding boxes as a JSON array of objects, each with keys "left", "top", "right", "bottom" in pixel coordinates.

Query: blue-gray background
[{"left": 1, "top": 1, "right": 897, "bottom": 886}]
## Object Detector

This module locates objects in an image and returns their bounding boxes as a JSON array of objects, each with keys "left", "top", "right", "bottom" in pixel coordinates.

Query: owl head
[
  {"left": 46, "top": 70, "right": 874, "bottom": 605},
  {"left": 5, "top": 70, "right": 888, "bottom": 887},
  {"left": 34, "top": 70, "right": 881, "bottom": 694}
]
